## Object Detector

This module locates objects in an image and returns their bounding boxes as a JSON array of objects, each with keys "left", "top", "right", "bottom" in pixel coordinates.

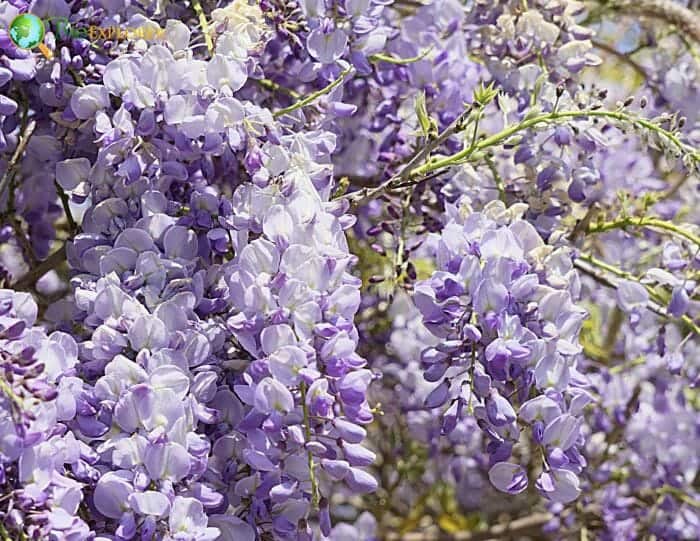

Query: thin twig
[
  {"left": 8, "top": 218, "right": 36, "bottom": 266},
  {"left": 660, "top": 173, "right": 694, "bottom": 201},
  {"left": 343, "top": 106, "right": 473, "bottom": 205},
  {"left": 591, "top": 40, "right": 655, "bottom": 88},
  {"left": 0, "top": 120, "right": 36, "bottom": 204},
  {"left": 273, "top": 65, "right": 354, "bottom": 118},
  {"left": 299, "top": 381, "right": 320, "bottom": 509},
  {"left": 573, "top": 256, "right": 700, "bottom": 334},
  {"left": 54, "top": 181, "right": 77, "bottom": 235},
  {"left": 369, "top": 46, "right": 433, "bottom": 65}
]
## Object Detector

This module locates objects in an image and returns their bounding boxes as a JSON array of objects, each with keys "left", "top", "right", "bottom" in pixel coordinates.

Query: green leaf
[
  {"left": 437, "top": 512, "right": 481, "bottom": 534},
  {"left": 473, "top": 81, "right": 499, "bottom": 107},
  {"left": 415, "top": 91, "right": 432, "bottom": 138}
]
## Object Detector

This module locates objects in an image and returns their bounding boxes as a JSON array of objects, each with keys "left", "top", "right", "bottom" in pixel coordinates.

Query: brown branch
[
  {"left": 613, "top": 0, "right": 700, "bottom": 43},
  {"left": 0, "top": 120, "right": 36, "bottom": 204},
  {"left": 8, "top": 217, "right": 37, "bottom": 267},
  {"left": 591, "top": 40, "right": 652, "bottom": 84},
  {"left": 11, "top": 244, "right": 67, "bottom": 291},
  {"left": 385, "top": 513, "right": 551, "bottom": 541},
  {"left": 54, "top": 180, "right": 77, "bottom": 235}
]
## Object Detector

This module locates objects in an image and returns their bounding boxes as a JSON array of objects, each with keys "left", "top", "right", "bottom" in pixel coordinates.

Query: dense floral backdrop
[{"left": 0, "top": 0, "right": 699, "bottom": 539}]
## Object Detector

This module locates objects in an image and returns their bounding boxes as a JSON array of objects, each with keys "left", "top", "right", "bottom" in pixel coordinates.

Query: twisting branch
[{"left": 612, "top": 0, "right": 700, "bottom": 43}]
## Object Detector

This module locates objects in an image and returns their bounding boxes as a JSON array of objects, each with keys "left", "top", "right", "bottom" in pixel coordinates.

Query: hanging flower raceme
[
  {"left": 0, "top": 0, "right": 698, "bottom": 539},
  {"left": 0, "top": 290, "right": 93, "bottom": 539},
  {"left": 218, "top": 130, "right": 377, "bottom": 539},
  {"left": 414, "top": 198, "right": 593, "bottom": 502},
  {"left": 32, "top": 10, "right": 377, "bottom": 538}
]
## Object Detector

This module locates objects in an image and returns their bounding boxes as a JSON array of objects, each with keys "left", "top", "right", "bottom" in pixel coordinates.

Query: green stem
[
  {"left": 299, "top": 382, "right": 320, "bottom": 509},
  {"left": 588, "top": 216, "right": 700, "bottom": 247},
  {"left": 609, "top": 356, "right": 646, "bottom": 374},
  {"left": 603, "top": 307, "right": 625, "bottom": 352},
  {"left": 0, "top": 376, "right": 23, "bottom": 411},
  {"left": 391, "top": 193, "right": 412, "bottom": 293},
  {"left": 255, "top": 79, "right": 301, "bottom": 99},
  {"left": 578, "top": 253, "right": 632, "bottom": 280},
  {"left": 0, "top": 522, "right": 12, "bottom": 541},
  {"left": 192, "top": 0, "right": 214, "bottom": 55},
  {"left": 342, "top": 106, "right": 474, "bottom": 205},
  {"left": 468, "top": 106, "right": 484, "bottom": 152},
  {"left": 484, "top": 154, "right": 506, "bottom": 203},
  {"left": 411, "top": 109, "right": 700, "bottom": 177},
  {"left": 578, "top": 253, "right": 700, "bottom": 335},
  {"left": 659, "top": 485, "right": 700, "bottom": 509},
  {"left": 273, "top": 66, "right": 353, "bottom": 119},
  {"left": 369, "top": 46, "right": 433, "bottom": 65}
]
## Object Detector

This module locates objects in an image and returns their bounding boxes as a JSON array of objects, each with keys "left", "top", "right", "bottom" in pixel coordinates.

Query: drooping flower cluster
[
  {"left": 41, "top": 9, "right": 375, "bottom": 540},
  {"left": 465, "top": 1, "right": 601, "bottom": 100},
  {"left": 215, "top": 159, "right": 380, "bottom": 538},
  {"left": 414, "top": 198, "right": 592, "bottom": 502},
  {"left": 0, "top": 290, "right": 92, "bottom": 539},
  {"left": 0, "top": 0, "right": 699, "bottom": 539}
]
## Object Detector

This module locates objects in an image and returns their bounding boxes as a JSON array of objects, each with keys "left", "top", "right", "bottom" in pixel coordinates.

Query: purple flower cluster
[
  {"left": 0, "top": 0, "right": 699, "bottom": 539},
  {"left": 0, "top": 290, "right": 91, "bottom": 539},
  {"left": 414, "top": 200, "right": 592, "bottom": 502},
  {"left": 3, "top": 1, "right": 376, "bottom": 537}
]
